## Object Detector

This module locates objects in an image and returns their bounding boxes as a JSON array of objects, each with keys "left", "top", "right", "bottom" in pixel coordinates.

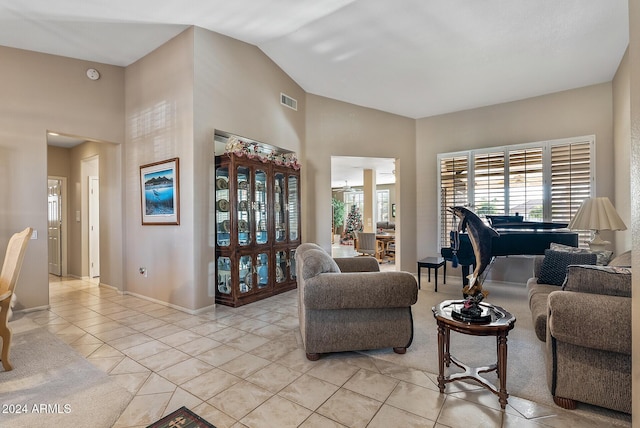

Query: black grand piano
[{"left": 440, "top": 215, "right": 578, "bottom": 285}]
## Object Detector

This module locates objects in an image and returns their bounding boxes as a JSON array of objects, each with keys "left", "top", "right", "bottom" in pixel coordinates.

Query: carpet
[
  {"left": 0, "top": 318, "right": 133, "bottom": 427},
  {"left": 147, "top": 406, "right": 216, "bottom": 428},
  {"left": 360, "top": 279, "right": 553, "bottom": 406}
]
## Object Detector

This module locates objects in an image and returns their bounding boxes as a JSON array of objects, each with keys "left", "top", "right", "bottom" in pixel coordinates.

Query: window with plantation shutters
[
  {"left": 437, "top": 136, "right": 594, "bottom": 248},
  {"left": 550, "top": 140, "right": 592, "bottom": 225},
  {"left": 508, "top": 148, "right": 543, "bottom": 220},
  {"left": 439, "top": 155, "right": 468, "bottom": 246},
  {"left": 474, "top": 151, "right": 505, "bottom": 216}
]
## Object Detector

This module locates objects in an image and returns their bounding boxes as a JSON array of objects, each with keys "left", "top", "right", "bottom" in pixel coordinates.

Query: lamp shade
[{"left": 567, "top": 197, "right": 627, "bottom": 232}]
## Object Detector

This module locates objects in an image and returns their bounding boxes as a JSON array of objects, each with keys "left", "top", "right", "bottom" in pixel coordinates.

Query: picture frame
[{"left": 140, "top": 158, "right": 180, "bottom": 225}]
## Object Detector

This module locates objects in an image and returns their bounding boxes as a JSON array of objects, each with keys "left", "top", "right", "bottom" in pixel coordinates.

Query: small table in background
[
  {"left": 417, "top": 256, "right": 446, "bottom": 291},
  {"left": 432, "top": 300, "right": 516, "bottom": 409}
]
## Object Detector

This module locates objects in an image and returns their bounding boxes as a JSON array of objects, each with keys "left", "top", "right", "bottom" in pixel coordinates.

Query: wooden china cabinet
[{"left": 214, "top": 133, "right": 301, "bottom": 307}]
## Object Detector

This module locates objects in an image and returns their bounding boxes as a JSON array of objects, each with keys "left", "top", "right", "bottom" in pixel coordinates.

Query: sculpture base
[{"left": 451, "top": 302, "right": 493, "bottom": 324}]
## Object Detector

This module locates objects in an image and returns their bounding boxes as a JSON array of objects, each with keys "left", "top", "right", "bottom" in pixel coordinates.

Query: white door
[
  {"left": 48, "top": 178, "right": 62, "bottom": 276},
  {"left": 89, "top": 176, "right": 100, "bottom": 278}
]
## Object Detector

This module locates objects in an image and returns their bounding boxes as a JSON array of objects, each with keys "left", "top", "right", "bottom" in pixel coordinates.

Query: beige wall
[
  {"left": 305, "top": 95, "right": 417, "bottom": 272},
  {"left": 124, "top": 28, "right": 196, "bottom": 310},
  {"left": 416, "top": 83, "right": 617, "bottom": 263},
  {"left": 193, "top": 27, "right": 305, "bottom": 308},
  {"left": 122, "top": 26, "right": 306, "bottom": 311},
  {"left": 0, "top": 46, "right": 124, "bottom": 310},
  {"left": 613, "top": 48, "right": 632, "bottom": 256},
  {"left": 629, "top": 0, "right": 640, "bottom": 419}
]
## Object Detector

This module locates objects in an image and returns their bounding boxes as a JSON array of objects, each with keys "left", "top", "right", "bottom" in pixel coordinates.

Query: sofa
[
  {"left": 295, "top": 243, "right": 418, "bottom": 360},
  {"left": 376, "top": 221, "right": 395, "bottom": 233},
  {"left": 526, "top": 249, "right": 631, "bottom": 413}
]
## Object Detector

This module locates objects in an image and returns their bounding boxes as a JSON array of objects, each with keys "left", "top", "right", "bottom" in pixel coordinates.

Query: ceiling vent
[{"left": 280, "top": 93, "right": 297, "bottom": 111}]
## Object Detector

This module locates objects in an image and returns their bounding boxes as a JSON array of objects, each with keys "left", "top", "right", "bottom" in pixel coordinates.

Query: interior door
[
  {"left": 48, "top": 178, "right": 62, "bottom": 276},
  {"left": 89, "top": 176, "right": 100, "bottom": 278}
]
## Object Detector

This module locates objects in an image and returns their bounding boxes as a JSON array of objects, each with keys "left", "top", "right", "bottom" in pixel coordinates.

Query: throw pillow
[
  {"left": 550, "top": 242, "right": 613, "bottom": 266},
  {"left": 537, "top": 249, "right": 598, "bottom": 286},
  {"left": 609, "top": 250, "right": 632, "bottom": 267}
]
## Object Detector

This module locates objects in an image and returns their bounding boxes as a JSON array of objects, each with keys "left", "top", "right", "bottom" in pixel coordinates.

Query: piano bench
[{"left": 417, "top": 257, "right": 446, "bottom": 291}]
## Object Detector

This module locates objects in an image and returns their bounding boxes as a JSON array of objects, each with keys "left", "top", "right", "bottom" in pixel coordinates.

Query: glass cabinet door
[
  {"left": 255, "top": 169, "right": 268, "bottom": 245},
  {"left": 275, "top": 251, "right": 287, "bottom": 284},
  {"left": 239, "top": 254, "right": 253, "bottom": 294},
  {"left": 237, "top": 166, "right": 251, "bottom": 246},
  {"left": 274, "top": 173, "right": 286, "bottom": 243},
  {"left": 290, "top": 249, "right": 297, "bottom": 280},
  {"left": 217, "top": 256, "right": 231, "bottom": 295},
  {"left": 215, "top": 167, "right": 230, "bottom": 247},
  {"left": 257, "top": 252, "right": 269, "bottom": 288},
  {"left": 288, "top": 175, "right": 299, "bottom": 241}
]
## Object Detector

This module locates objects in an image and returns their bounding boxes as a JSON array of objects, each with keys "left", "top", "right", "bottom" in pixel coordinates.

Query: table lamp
[{"left": 567, "top": 197, "right": 627, "bottom": 250}]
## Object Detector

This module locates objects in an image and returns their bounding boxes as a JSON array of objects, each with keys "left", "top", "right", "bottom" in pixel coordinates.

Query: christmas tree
[{"left": 341, "top": 204, "right": 363, "bottom": 243}]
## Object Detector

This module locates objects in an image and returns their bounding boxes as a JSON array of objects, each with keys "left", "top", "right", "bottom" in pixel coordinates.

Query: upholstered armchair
[
  {"left": 295, "top": 243, "right": 418, "bottom": 361},
  {"left": 527, "top": 250, "right": 632, "bottom": 413}
]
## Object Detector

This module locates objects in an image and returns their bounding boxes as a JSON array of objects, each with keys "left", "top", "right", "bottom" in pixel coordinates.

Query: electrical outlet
[{"left": 139, "top": 267, "right": 147, "bottom": 277}]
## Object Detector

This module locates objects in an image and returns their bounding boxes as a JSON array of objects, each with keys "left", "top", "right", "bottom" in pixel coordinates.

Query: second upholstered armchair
[{"left": 295, "top": 243, "right": 418, "bottom": 361}]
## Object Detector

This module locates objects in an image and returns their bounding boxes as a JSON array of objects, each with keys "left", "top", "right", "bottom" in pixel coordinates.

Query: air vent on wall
[{"left": 280, "top": 93, "right": 298, "bottom": 111}]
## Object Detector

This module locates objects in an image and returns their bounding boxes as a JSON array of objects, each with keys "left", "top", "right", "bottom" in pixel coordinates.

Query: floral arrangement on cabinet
[{"left": 225, "top": 135, "right": 300, "bottom": 170}]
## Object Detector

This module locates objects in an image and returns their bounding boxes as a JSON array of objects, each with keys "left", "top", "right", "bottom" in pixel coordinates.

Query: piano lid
[{"left": 490, "top": 221, "right": 569, "bottom": 231}]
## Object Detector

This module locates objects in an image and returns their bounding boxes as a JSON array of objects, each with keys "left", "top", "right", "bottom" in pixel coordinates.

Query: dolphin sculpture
[{"left": 448, "top": 206, "right": 499, "bottom": 298}]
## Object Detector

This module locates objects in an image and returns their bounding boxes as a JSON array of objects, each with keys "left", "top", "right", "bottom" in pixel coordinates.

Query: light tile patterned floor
[{"left": 24, "top": 260, "right": 630, "bottom": 427}]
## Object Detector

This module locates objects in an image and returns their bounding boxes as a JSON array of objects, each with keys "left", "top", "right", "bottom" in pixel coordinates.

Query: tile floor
[{"left": 23, "top": 263, "right": 630, "bottom": 428}]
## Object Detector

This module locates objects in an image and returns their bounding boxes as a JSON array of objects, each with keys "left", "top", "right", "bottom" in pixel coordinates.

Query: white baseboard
[
  {"left": 123, "top": 290, "right": 216, "bottom": 315},
  {"left": 14, "top": 304, "right": 51, "bottom": 314}
]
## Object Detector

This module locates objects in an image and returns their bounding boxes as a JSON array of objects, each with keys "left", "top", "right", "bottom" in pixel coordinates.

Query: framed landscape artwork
[{"left": 140, "top": 158, "right": 180, "bottom": 225}]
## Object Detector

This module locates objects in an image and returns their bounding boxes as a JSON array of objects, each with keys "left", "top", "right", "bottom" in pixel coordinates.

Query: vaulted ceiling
[{"left": 1, "top": 1, "right": 629, "bottom": 119}]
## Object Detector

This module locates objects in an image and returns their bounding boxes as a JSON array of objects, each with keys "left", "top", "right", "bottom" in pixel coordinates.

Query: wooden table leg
[
  {"left": 497, "top": 333, "right": 509, "bottom": 409},
  {"left": 437, "top": 322, "right": 446, "bottom": 393}
]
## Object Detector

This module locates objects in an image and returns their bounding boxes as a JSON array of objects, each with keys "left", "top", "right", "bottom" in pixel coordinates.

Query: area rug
[
  {"left": 0, "top": 319, "right": 133, "bottom": 427},
  {"left": 147, "top": 406, "right": 216, "bottom": 428},
  {"left": 360, "top": 279, "right": 552, "bottom": 406}
]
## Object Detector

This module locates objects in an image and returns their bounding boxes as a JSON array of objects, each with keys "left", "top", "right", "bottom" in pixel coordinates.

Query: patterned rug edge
[{"left": 146, "top": 406, "right": 216, "bottom": 428}]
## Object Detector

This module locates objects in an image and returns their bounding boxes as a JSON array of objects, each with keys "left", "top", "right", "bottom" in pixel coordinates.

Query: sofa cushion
[
  {"left": 537, "top": 249, "right": 597, "bottom": 286},
  {"left": 562, "top": 264, "right": 632, "bottom": 297},
  {"left": 300, "top": 249, "right": 340, "bottom": 279},
  {"left": 550, "top": 242, "right": 613, "bottom": 266}
]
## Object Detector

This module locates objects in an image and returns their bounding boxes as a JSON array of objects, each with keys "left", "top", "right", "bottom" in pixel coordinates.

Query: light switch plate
[{"left": 30, "top": 230, "right": 37, "bottom": 239}]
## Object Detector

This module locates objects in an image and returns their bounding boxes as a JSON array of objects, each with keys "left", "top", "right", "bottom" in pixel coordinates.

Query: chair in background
[
  {"left": 355, "top": 232, "right": 384, "bottom": 260},
  {"left": 385, "top": 240, "right": 396, "bottom": 262},
  {"left": 0, "top": 227, "right": 32, "bottom": 371}
]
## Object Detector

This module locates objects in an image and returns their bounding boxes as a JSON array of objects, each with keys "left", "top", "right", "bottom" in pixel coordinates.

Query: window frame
[{"left": 437, "top": 135, "right": 595, "bottom": 248}]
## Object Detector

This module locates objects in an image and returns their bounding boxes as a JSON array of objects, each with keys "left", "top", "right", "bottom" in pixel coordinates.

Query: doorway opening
[
  {"left": 330, "top": 156, "right": 398, "bottom": 269},
  {"left": 47, "top": 133, "right": 111, "bottom": 285},
  {"left": 47, "top": 177, "right": 66, "bottom": 276}
]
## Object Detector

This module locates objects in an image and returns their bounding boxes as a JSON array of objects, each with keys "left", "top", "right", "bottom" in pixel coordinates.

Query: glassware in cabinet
[
  {"left": 288, "top": 175, "right": 300, "bottom": 242},
  {"left": 255, "top": 169, "right": 268, "bottom": 245},
  {"left": 237, "top": 166, "right": 251, "bottom": 246},
  {"left": 215, "top": 166, "right": 230, "bottom": 247},
  {"left": 274, "top": 172, "right": 286, "bottom": 243},
  {"left": 216, "top": 256, "right": 232, "bottom": 295},
  {"left": 275, "top": 250, "right": 287, "bottom": 284},
  {"left": 238, "top": 254, "right": 253, "bottom": 294}
]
